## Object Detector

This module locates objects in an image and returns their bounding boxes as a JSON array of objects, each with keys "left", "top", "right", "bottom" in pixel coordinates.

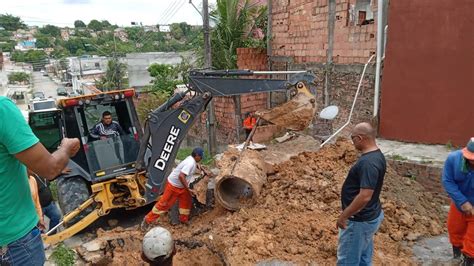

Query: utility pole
[
  {"left": 325, "top": 0, "right": 336, "bottom": 107},
  {"left": 113, "top": 34, "right": 121, "bottom": 90},
  {"left": 203, "top": 0, "right": 217, "bottom": 155}
]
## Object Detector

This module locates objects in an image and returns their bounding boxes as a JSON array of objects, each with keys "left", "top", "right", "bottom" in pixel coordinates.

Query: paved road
[{"left": 31, "top": 71, "right": 64, "bottom": 99}]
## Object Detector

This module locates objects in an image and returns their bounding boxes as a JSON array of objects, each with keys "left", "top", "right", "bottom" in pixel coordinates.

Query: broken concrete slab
[{"left": 377, "top": 138, "right": 451, "bottom": 167}]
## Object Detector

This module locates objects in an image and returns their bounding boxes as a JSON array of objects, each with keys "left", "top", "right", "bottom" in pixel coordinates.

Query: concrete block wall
[{"left": 271, "top": 0, "right": 377, "bottom": 64}]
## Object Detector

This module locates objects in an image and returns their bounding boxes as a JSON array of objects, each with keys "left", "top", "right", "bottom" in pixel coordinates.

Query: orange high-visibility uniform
[
  {"left": 447, "top": 203, "right": 474, "bottom": 257},
  {"left": 243, "top": 117, "right": 256, "bottom": 130},
  {"left": 145, "top": 181, "right": 192, "bottom": 224}
]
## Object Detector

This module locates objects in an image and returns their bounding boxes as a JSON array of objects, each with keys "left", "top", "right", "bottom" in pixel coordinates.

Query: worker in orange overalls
[
  {"left": 27, "top": 170, "right": 45, "bottom": 232},
  {"left": 442, "top": 137, "right": 474, "bottom": 265},
  {"left": 141, "top": 147, "right": 204, "bottom": 229},
  {"left": 243, "top": 112, "right": 257, "bottom": 140}
]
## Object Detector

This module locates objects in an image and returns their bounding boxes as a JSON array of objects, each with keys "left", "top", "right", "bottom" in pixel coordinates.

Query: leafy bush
[
  {"left": 8, "top": 72, "right": 30, "bottom": 84},
  {"left": 135, "top": 91, "right": 169, "bottom": 124},
  {"left": 50, "top": 243, "right": 75, "bottom": 266}
]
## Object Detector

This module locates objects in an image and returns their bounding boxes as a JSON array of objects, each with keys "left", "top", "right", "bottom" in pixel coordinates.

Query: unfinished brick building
[{"left": 186, "top": 0, "right": 386, "bottom": 149}]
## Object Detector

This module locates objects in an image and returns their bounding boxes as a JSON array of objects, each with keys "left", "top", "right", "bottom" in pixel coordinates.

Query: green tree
[
  {"left": 0, "top": 14, "right": 26, "bottom": 31},
  {"left": 179, "top": 22, "right": 192, "bottom": 37},
  {"left": 136, "top": 91, "right": 168, "bottom": 123},
  {"left": 74, "top": 20, "right": 86, "bottom": 28},
  {"left": 63, "top": 38, "right": 86, "bottom": 55},
  {"left": 95, "top": 59, "right": 128, "bottom": 91},
  {"left": 0, "top": 40, "right": 15, "bottom": 52},
  {"left": 8, "top": 72, "right": 30, "bottom": 84},
  {"left": 170, "top": 23, "right": 184, "bottom": 40},
  {"left": 11, "top": 50, "right": 48, "bottom": 70},
  {"left": 39, "top": 24, "right": 61, "bottom": 37},
  {"left": 35, "top": 34, "right": 53, "bottom": 48},
  {"left": 100, "top": 20, "right": 111, "bottom": 28},
  {"left": 147, "top": 63, "right": 181, "bottom": 96},
  {"left": 51, "top": 46, "right": 70, "bottom": 59},
  {"left": 87, "top": 19, "right": 103, "bottom": 31},
  {"left": 210, "top": 0, "right": 264, "bottom": 69}
]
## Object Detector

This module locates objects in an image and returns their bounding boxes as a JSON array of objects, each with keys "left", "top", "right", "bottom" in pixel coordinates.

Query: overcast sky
[{"left": 2, "top": 0, "right": 215, "bottom": 27}]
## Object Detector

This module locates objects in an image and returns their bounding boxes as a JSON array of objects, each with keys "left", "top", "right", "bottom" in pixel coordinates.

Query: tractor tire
[{"left": 57, "top": 176, "right": 94, "bottom": 226}]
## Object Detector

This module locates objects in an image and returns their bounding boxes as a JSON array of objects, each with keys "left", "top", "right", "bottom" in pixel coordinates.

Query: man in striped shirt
[{"left": 90, "top": 111, "right": 125, "bottom": 140}]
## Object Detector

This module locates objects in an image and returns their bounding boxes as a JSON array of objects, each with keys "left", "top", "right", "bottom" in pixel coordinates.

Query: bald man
[{"left": 336, "top": 122, "right": 386, "bottom": 265}]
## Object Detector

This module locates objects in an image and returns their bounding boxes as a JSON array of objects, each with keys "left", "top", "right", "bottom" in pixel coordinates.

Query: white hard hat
[{"left": 142, "top": 226, "right": 174, "bottom": 260}]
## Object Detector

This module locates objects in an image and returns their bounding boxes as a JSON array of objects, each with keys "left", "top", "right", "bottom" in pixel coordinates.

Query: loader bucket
[{"left": 255, "top": 82, "right": 317, "bottom": 131}]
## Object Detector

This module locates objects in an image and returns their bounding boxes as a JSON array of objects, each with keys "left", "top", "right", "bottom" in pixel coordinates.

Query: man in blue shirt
[{"left": 442, "top": 137, "right": 474, "bottom": 265}]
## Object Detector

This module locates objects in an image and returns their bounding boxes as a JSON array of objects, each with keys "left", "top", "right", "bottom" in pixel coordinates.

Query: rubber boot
[
  {"left": 454, "top": 246, "right": 462, "bottom": 259},
  {"left": 463, "top": 254, "right": 474, "bottom": 266}
]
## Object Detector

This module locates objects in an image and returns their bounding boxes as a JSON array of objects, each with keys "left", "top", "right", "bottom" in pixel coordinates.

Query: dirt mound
[{"left": 79, "top": 138, "right": 446, "bottom": 265}]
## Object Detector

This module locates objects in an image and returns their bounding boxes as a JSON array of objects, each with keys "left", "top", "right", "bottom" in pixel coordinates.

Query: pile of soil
[{"left": 78, "top": 138, "right": 447, "bottom": 265}]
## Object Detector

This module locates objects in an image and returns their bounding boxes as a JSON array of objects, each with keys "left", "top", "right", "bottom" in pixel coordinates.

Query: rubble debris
[
  {"left": 275, "top": 132, "right": 296, "bottom": 143},
  {"left": 77, "top": 138, "right": 447, "bottom": 265},
  {"left": 235, "top": 142, "right": 267, "bottom": 151}
]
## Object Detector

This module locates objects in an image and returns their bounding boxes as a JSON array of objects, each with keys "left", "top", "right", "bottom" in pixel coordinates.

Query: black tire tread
[{"left": 56, "top": 176, "right": 94, "bottom": 226}]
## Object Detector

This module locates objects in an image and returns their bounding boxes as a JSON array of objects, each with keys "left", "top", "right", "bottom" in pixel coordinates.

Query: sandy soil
[{"left": 77, "top": 138, "right": 446, "bottom": 265}]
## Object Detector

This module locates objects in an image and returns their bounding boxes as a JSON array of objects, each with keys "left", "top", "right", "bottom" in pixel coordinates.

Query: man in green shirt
[{"left": 0, "top": 97, "right": 80, "bottom": 265}]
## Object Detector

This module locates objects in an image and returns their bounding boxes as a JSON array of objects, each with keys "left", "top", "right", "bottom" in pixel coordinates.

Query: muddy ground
[{"left": 76, "top": 138, "right": 447, "bottom": 265}]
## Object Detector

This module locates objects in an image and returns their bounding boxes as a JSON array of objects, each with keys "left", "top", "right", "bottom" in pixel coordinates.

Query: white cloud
[{"left": 2, "top": 0, "right": 215, "bottom": 27}]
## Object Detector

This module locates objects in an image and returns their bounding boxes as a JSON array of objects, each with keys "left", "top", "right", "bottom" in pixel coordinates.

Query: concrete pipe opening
[
  {"left": 215, "top": 175, "right": 255, "bottom": 210},
  {"left": 215, "top": 149, "right": 267, "bottom": 211}
]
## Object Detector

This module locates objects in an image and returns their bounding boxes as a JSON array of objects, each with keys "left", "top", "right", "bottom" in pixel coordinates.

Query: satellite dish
[{"left": 319, "top": 105, "right": 339, "bottom": 120}]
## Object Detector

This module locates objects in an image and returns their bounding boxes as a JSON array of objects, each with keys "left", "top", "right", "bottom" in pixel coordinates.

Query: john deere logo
[{"left": 178, "top": 110, "right": 191, "bottom": 124}]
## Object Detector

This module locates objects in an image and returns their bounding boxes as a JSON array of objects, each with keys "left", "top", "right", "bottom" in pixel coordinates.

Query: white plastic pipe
[
  {"left": 373, "top": 0, "right": 384, "bottom": 117},
  {"left": 320, "top": 55, "right": 375, "bottom": 147}
]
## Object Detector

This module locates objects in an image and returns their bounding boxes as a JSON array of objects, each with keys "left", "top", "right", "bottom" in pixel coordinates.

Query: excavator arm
[{"left": 137, "top": 70, "right": 318, "bottom": 203}]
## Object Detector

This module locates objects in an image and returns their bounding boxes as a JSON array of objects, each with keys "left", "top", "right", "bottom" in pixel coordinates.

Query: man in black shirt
[
  {"left": 337, "top": 122, "right": 386, "bottom": 265},
  {"left": 33, "top": 173, "right": 62, "bottom": 233}
]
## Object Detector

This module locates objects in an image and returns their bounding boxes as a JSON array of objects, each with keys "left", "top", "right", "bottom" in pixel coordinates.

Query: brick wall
[
  {"left": 187, "top": 48, "right": 277, "bottom": 146},
  {"left": 271, "top": 0, "right": 377, "bottom": 64},
  {"left": 387, "top": 159, "right": 446, "bottom": 196}
]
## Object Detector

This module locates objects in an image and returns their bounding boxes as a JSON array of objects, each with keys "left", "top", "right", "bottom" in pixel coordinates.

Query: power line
[
  {"left": 132, "top": 0, "right": 182, "bottom": 46},
  {"left": 158, "top": 0, "right": 182, "bottom": 25},
  {"left": 162, "top": 0, "right": 187, "bottom": 25},
  {"left": 136, "top": 0, "right": 187, "bottom": 49}
]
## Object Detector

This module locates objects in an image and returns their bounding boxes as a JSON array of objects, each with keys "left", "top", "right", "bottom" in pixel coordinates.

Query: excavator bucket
[{"left": 255, "top": 82, "right": 317, "bottom": 131}]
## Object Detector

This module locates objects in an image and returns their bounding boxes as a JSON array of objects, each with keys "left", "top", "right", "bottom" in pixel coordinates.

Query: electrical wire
[
  {"left": 162, "top": 0, "right": 187, "bottom": 25},
  {"left": 158, "top": 0, "right": 182, "bottom": 25}
]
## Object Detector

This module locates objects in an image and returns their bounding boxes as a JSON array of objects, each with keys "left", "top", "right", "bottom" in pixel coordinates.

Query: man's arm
[
  {"left": 442, "top": 154, "right": 472, "bottom": 214},
  {"left": 337, "top": 189, "right": 374, "bottom": 229},
  {"left": 15, "top": 138, "right": 80, "bottom": 180},
  {"left": 178, "top": 172, "right": 194, "bottom": 196},
  {"left": 89, "top": 124, "right": 100, "bottom": 138},
  {"left": 0, "top": 99, "right": 79, "bottom": 180}
]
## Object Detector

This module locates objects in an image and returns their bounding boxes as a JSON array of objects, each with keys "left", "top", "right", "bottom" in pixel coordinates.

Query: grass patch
[
  {"left": 176, "top": 148, "right": 214, "bottom": 166},
  {"left": 50, "top": 243, "right": 75, "bottom": 266},
  {"left": 445, "top": 140, "right": 453, "bottom": 150},
  {"left": 49, "top": 180, "right": 58, "bottom": 201}
]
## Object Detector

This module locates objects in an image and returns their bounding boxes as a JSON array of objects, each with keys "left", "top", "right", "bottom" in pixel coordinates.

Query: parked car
[
  {"left": 57, "top": 87, "right": 67, "bottom": 96},
  {"left": 67, "top": 91, "right": 80, "bottom": 97},
  {"left": 33, "top": 91, "right": 45, "bottom": 99}
]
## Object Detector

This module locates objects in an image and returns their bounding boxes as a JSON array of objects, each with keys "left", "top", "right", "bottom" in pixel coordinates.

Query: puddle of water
[{"left": 412, "top": 234, "right": 459, "bottom": 265}]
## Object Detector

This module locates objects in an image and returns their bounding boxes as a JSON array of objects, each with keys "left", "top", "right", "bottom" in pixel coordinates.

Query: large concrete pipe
[{"left": 215, "top": 149, "right": 267, "bottom": 211}]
